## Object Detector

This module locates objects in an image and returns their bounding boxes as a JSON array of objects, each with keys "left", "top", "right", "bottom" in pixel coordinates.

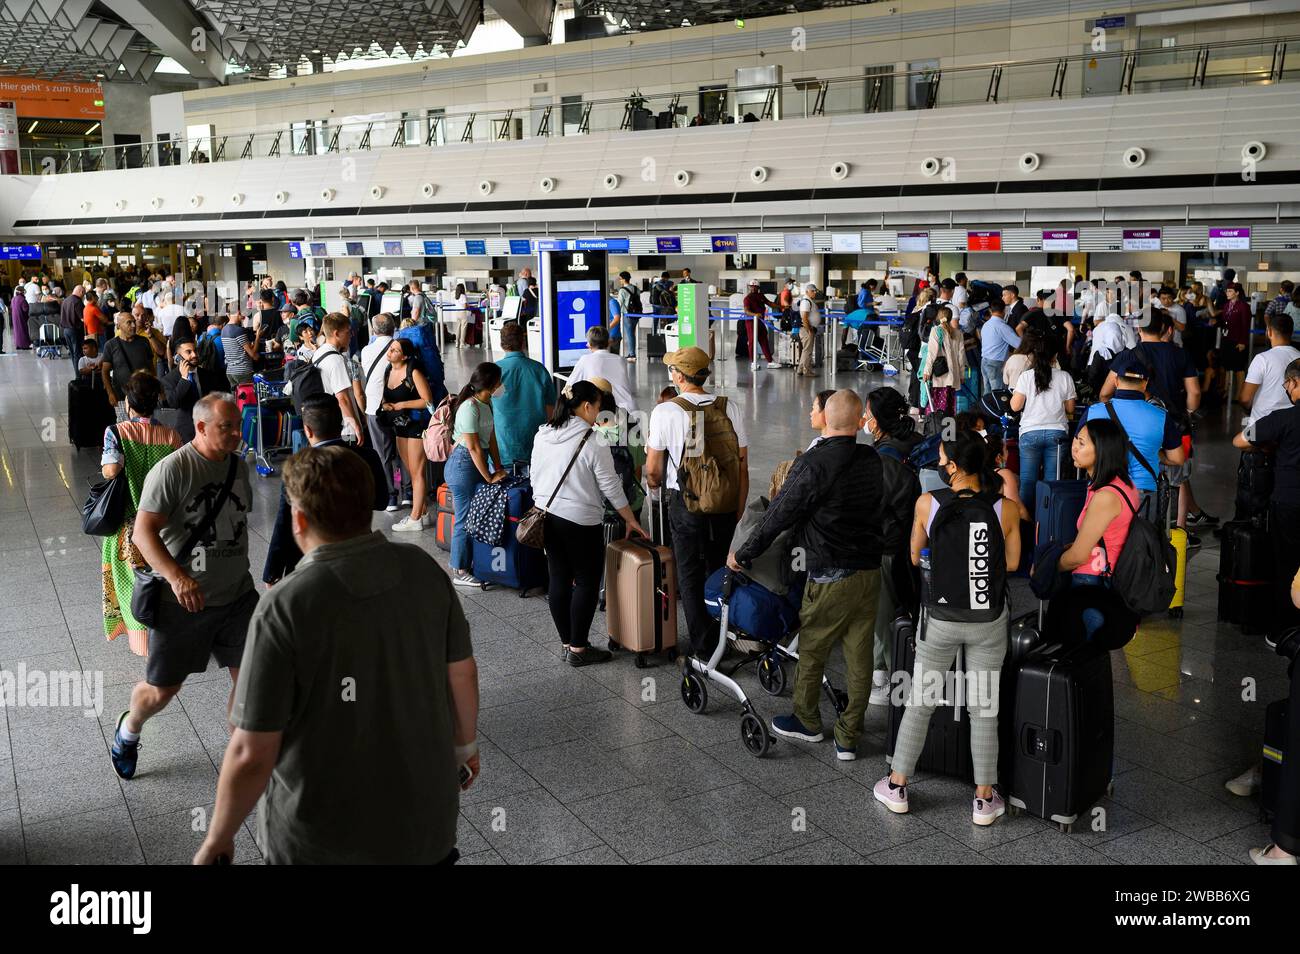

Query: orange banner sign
[{"left": 0, "top": 77, "right": 105, "bottom": 120}]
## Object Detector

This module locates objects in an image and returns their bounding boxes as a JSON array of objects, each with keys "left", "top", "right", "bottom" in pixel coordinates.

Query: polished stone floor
[{"left": 0, "top": 339, "right": 1282, "bottom": 865}]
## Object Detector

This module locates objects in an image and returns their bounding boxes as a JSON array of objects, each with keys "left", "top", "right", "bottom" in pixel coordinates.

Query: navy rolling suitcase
[
  {"left": 1217, "top": 520, "right": 1272, "bottom": 634},
  {"left": 885, "top": 612, "right": 974, "bottom": 782},
  {"left": 1032, "top": 478, "right": 1087, "bottom": 566},
  {"left": 1007, "top": 640, "right": 1113, "bottom": 831},
  {"left": 470, "top": 480, "right": 547, "bottom": 593}
]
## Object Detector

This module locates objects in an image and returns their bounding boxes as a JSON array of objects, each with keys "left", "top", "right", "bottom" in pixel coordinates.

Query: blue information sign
[
  {"left": 656, "top": 236, "right": 682, "bottom": 253},
  {"left": 0, "top": 245, "right": 41, "bottom": 260},
  {"left": 423, "top": 240, "right": 444, "bottom": 256},
  {"left": 509, "top": 239, "right": 533, "bottom": 255},
  {"left": 287, "top": 242, "right": 303, "bottom": 259},
  {"left": 710, "top": 235, "right": 738, "bottom": 253},
  {"left": 464, "top": 240, "right": 487, "bottom": 255}
]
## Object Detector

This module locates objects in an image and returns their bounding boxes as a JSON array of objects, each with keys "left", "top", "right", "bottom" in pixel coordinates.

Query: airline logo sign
[
  {"left": 967, "top": 231, "right": 1001, "bottom": 252},
  {"left": 710, "top": 235, "right": 738, "bottom": 253},
  {"left": 969, "top": 523, "right": 994, "bottom": 609},
  {"left": 1209, "top": 227, "right": 1251, "bottom": 251},
  {"left": 1042, "top": 229, "right": 1078, "bottom": 252}
]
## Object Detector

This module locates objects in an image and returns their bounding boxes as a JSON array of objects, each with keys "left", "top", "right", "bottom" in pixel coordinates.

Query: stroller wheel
[
  {"left": 757, "top": 655, "right": 786, "bottom": 696},
  {"left": 680, "top": 672, "right": 707, "bottom": 713},
  {"left": 740, "top": 712, "right": 771, "bottom": 757}
]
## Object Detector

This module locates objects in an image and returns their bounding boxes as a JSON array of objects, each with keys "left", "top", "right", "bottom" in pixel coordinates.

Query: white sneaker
[
  {"left": 453, "top": 573, "right": 489, "bottom": 589},
  {"left": 766, "top": 362, "right": 781, "bottom": 369},
  {"left": 1225, "top": 764, "right": 1262, "bottom": 797},
  {"left": 391, "top": 516, "right": 425, "bottom": 532},
  {"left": 400, "top": 497, "right": 413, "bottom": 508},
  {"left": 869, "top": 670, "right": 890, "bottom": 707}
]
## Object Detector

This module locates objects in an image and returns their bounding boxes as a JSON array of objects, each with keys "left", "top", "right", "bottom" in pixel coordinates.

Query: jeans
[
  {"left": 666, "top": 490, "right": 737, "bottom": 656},
  {"left": 443, "top": 444, "right": 484, "bottom": 572},
  {"left": 1072, "top": 573, "right": 1108, "bottom": 640},
  {"left": 1018, "top": 429, "right": 1067, "bottom": 516},
  {"left": 793, "top": 569, "right": 880, "bottom": 750},
  {"left": 624, "top": 315, "right": 638, "bottom": 358},
  {"left": 63, "top": 328, "right": 79, "bottom": 371},
  {"left": 980, "top": 358, "right": 1005, "bottom": 395},
  {"left": 543, "top": 512, "right": 604, "bottom": 649}
]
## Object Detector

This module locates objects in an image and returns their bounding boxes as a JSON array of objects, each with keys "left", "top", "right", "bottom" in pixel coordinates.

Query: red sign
[{"left": 967, "top": 230, "right": 1002, "bottom": 252}]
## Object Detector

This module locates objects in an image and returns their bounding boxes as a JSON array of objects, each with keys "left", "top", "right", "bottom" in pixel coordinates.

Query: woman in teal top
[{"left": 445, "top": 362, "right": 506, "bottom": 586}]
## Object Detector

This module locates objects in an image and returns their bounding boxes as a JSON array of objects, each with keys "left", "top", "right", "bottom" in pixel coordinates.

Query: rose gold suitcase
[{"left": 605, "top": 537, "right": 678, "bottom": 668}]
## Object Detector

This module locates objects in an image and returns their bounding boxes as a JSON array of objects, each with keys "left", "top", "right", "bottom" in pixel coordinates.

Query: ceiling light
[
  {"left": 27, "top": 121, "right": 37, "bottom": 134},
  {"left": 86, "top": 122, "right": 100, "bottom": 135}
]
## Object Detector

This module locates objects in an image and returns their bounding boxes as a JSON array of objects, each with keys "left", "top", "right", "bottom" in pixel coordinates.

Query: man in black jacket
[
  {"left": 161, "top": 340, "right": 226, "bottom": 441},
  {"left": 728, "top": 389, "right": 884, "bottom": 760},
  {"left": 263, "top": 395, "right": 388, "bottom": 586},
  {"left": 59, "top": 284, "right": 85, "bottom": 374}
]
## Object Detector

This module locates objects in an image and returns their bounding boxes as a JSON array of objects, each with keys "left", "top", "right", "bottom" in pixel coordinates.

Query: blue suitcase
[
  {"left": 1032, "top": 479, "right": 1087, "bottom": 567},
  {"left": 703, "top": 568, "right": 800, "bottom": 643},
  {"left": 471, "top": 480, "right": 547, "bottom": 593}
]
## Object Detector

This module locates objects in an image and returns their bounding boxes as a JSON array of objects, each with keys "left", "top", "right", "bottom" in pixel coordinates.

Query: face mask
[
  {"left": 939, "top": 465, "right": 954, "bottom": 486},
  {"left": 976, "top": 429, "right": 988, "bottom": 438}
]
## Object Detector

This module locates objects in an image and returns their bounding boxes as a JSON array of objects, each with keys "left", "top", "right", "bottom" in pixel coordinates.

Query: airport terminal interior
[{"left": 0, "top": 0, "right": 1298, "bottom": 869}]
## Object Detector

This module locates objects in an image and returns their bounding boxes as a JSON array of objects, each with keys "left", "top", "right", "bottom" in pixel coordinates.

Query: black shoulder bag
[
  {"left": 131, "top": 455, "right": 238, "bottom": 627},
  {"left": 81, "top": 425, "right": 130, "bottom": 537}
]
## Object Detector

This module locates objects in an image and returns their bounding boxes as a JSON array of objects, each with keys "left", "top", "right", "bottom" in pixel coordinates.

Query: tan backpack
[{"left": 672, "top": 396, "right": 741, "bottom": 514}]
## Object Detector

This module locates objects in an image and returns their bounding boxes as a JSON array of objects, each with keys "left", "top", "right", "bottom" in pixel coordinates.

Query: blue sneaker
[
  {"left": 835, "top": 743, "right": 858, "bottom": 761},
  {"left": 770, "top": 714, "right": 824, "bottom": 743},
  {"left": 110, "top": 710, "right": 140, "bottom": 780}
]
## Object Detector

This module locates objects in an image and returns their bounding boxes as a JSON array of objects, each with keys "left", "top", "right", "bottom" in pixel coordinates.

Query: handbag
[
  {"left": 130, "top": 455, "right": 238, "bottom": 628},
  {"left": 81, "top": 425, "right": 130, "bottom": 537},
  {"left": 517, "top": 430, "right": 593, "bottom": 549},
  {"left": 930, "top": 326, "right": 950, "bottom": 379}
]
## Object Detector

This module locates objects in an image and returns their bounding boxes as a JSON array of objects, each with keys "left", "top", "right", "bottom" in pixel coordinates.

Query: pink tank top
[{"left": 1073, "top": 479, "right": 1138, "bottom": 577}]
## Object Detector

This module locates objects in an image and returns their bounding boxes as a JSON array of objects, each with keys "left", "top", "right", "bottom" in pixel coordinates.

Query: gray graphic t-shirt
[{"left": 137, "top": 444, "right": 254, "bottom": 606}]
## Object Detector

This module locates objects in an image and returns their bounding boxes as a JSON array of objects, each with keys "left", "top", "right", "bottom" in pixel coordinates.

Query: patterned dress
[{"left": 101, "top": 418, "right": 183, "bottom": 655}]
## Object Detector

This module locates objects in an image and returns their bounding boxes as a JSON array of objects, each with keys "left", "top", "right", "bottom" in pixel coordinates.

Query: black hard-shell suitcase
[
  {"left": 1261, "top": 698, "right": 1287, "bottom": 822},
  {"left": 1007, "top": 640, "right": 1113, "bottom": 830},
  {"left": 1234, "top": 450, "right": 1274, "bottom": 523},
  {"left": 886, "top": 612, "right": 974, "bottom": 782},
  {"left": 69, "top": 378, "right": 116, "bottom": 450},
  {"left": 1217, "top": 519, "right": 1272, "bottom": 634},
  {"left": 998, "top": 612, "right": 1043, "bottom": 787}
]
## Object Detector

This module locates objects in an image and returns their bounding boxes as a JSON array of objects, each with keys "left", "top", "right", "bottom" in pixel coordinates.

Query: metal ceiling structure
[
  {"left": 575, "top": 0, "right": 865, "bottom": 31},
  {"left": 0, "top": 0, "right": 164, "bottom": 81},
  {"left": 188, "top": 0, "right": 485, "bottom": 72}
]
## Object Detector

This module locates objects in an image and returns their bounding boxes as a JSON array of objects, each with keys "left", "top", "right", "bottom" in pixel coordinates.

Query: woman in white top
[
  {"left": 1001, "top": 327, "right": 1041, "bottom": 389},
  {"left": 921, "top": 304, "right": 966, "bottom": 419},
  {"left": 1009, "top": 333, "right": 1076, "bottom": 516},
  {"left": 453, "top": 283, "right": 471, "bottom": 349},
  {"left": 530, "top": 380, "right": 646, "bottom": 666}
]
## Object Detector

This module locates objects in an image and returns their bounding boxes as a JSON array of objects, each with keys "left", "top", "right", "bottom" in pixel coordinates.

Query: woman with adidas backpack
[
  {"left": 1050, "top": 417, "right": 1141, "bottom": 645},
  {"left": 874, "top": 430, "right": 1021, "bottom": 827}
]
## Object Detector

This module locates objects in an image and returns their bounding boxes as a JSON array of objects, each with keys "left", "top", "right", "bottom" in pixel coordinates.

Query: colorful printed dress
[{"left": 101, "top": 417, "right": 183, "bottom": 655}]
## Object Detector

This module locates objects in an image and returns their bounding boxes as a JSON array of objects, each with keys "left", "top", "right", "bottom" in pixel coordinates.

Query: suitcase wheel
[
  {"left": 607, "top": 638, "right": 620, "bottom": 650},
  {"left": 634, "top": 652, "right": 648, "bottom": 669},
  {"left": 1167, "top": 607, "right": 1182, "bottom": 619},
  {"left": 665, "top": 647, "right": 678, "bottom": 662},
  {"left": 680, "top": 672, "right": 707, "bottom": 713},
  {"left": 757, "top": 655, "right": 786, "bottom": 696},
  {"left": 740, "top": 712, "right": 771, "bottom": 758},
  {"left": 1058, "top": 820, "right": 1075, "bottom": 834},
  {"left": 1007, "top": 803, "right": 1021, "bottom": 818}
]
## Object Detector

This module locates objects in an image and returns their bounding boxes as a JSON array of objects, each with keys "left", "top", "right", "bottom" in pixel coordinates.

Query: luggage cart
[{"left": 251, "top": 372, "right": 297, "bottom": 477}]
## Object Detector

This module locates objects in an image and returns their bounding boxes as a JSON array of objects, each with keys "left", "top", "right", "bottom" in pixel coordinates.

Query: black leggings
[{"left": 543, "top": 512, "right": 604, "bottom": 649}]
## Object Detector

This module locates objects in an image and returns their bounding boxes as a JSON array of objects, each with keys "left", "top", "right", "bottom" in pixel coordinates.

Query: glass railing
[{"left": 19, "top": 34, "right": 1297, "bottom": 176}]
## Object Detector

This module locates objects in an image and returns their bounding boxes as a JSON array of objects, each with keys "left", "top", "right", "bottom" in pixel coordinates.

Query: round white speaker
[
  {"left": 539, "top": 176, "right": 556, "bottom": 193},
  {"left": 420, "top": 182, "right": 436, "bottom": 198},
  {"left": 274, "top": 190, "right": 289, "bottom": 205},
  {"left": 369, "top": 185, "right": 385, "bottom": 200},
  {"left": 1018, "top": 152, "right": 1041, "bottom": 173},
  {"left": 921, "top": 157, "right": 942, "bottom": 177},
  {"left": 1242, "top": 140, "right": 1267, "bottom": 162},
  {"left": 673, "top": 169, "right": 691, "bottom": 188},
  {"left": 477, "top": 180, "right": 494, "bottom": 196},
  {"left": 320, "top": 188, "right": 335, "bottom": 202},
  {"left": 229, "top": 193, "right": 244, "bottom": 207},
  {"left": 602, "top": 173, "right": 620, "bottom": 191},
  {"left": 1122, "top": 147, "right": 1147, "bottom": 169},
  {"left": 749, "top": 166, "right": 768, "bottom": 184},
  {"left": 830, "top": 161, "right": 850, "bottom": 181}
]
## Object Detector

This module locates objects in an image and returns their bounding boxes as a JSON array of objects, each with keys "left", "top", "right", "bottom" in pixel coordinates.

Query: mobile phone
[{"left": 458, "top": 761, "right": 475, "bottom": 790}]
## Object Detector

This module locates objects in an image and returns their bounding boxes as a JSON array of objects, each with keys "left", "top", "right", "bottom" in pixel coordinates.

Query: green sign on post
[{"left": 676, "top": 281, "right": 698, "bottom": 348}]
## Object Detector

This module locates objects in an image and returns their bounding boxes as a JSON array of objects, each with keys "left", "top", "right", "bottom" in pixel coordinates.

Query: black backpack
[
  {"left": 626, "top": 286, "right": 644, "bottom": 316},
  {"left": 1100, "top": 486, "right": 1176, "bottom": 617},
  {"left": 195, "top": 333, "right": 223, "bottom": 373},
  {"left": 924, "top": 488, "right": 1007, "bottom": 623},
  {"left": 286, "top": 349, "right": 349, "bottom": 414}
]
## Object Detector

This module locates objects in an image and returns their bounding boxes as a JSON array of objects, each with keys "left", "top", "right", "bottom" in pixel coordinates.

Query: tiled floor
[{"left": 0, "top": 342, "right": 1280, "bottom": 865}]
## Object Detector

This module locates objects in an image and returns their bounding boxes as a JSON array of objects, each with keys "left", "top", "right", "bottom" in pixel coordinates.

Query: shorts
[
  {"left": 394, "top": 421, "right": 427, "bottom": 441},
  {"left": 1161, "top": 459, "right": 1192, "bottom": 487},
  {"left": 146, "top": 587, "right": 258, "bottom": 687}
]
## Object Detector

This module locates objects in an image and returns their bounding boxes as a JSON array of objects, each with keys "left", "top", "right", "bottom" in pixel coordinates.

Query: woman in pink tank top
[{"left": 1057, "top": 418, "right": 1140, "bottom": 642}]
